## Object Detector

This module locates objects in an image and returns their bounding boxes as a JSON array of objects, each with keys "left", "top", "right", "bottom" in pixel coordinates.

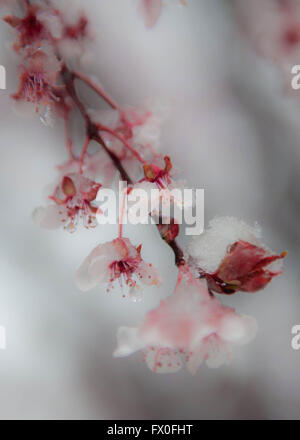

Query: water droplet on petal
[
  {"left": 40, "top": 104, "right": 53, "bottom": 127},
  {"left": 129, "top": 286, "right": 142, "bottom": 303}
]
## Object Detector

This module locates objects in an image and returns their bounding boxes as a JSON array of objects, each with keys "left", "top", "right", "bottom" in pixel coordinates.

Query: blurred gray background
[{"left": 0, "top": 0, "right": 299, "bottom": 419}]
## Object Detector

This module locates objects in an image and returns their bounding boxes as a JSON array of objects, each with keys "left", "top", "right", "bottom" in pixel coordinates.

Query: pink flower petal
[
  {"left": 75, "top": 244, "right": 115, "bottom": 292},
  {"left": 136, "top": 260, "right": 161, "bottom": 286},
  {"left": 32, "top": 205, "right": 65, "bottom": 230},
  {"left": 143, "top": 347, "right": 182, "bottom": 373},
  {"left": 139, "top": 0, "right": 162, "bottom": 28}
]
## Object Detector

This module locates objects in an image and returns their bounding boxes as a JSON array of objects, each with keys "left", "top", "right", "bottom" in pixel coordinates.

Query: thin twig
[{"left": 61, "top": 65, "right": 185, "bottom": 266}]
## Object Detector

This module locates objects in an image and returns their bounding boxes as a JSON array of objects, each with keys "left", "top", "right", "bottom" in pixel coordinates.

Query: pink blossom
[
  {"left": 12, "top": 44, "right": 61, "bottom": 124},
  {"left": 75, "top": 238, "right": 161, "bottom": 298},
  {"left": 4, "top": 3, "right": 50, "bottom": 52},
  {"left": 33, "top": 173, "right": 101, "bottom": 232},
  {"left": 114, "top": 271, "right": 257, "bottom": 373}
]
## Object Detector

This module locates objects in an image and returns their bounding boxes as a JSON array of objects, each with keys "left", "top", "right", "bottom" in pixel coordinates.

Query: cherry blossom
[
  {"left": 12, "top": 43, "right": 62, "bottom": 125},
  {"left": 188, "top": 217, "right": 287, "bottom": 294},
  {"left": 76, "top": 237, "right": 161, "bottom": 298},
  {"left": 114, "top": 269, "right": 257, "bottom": 373},
  {"left": 33, "top": 173, "right": 101, "bottom": 232},
  {"left": 4, "top": 3, "right": 48, "bottom": 51}
]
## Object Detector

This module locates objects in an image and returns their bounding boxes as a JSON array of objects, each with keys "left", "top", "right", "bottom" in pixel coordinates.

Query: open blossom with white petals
[
  {"left": 114, "top": 271, "right": 257, "bottom": 373},
  {"left": 33, "top": 173, "right": 101, "bottom": 232},
  {"left": 75, "top": 237, "right": 161, "bottom": 299},
  {"left": 188, "top": 217, "right": 287, "bottom": 294}
]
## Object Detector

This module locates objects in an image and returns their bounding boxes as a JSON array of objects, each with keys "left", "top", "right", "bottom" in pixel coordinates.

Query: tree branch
[{"left": 61, "top": 65, "right": 185, "bottom": 267}]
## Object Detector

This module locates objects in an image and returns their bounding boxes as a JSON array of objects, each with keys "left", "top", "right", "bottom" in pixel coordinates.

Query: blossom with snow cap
[
  {"left": 33, "top": 173, "right": 101, "bottom": 232},
  {"left": 188, "top": 217, "right": 287, "bottom": 294},
  {"left": 75, "top": 237, "right": 161, "bottom": 299},
  {"left": 114, "top": 268, "right": 257, "bottom": 373}
]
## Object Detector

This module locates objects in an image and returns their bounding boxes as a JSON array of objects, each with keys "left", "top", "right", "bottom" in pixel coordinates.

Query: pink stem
[
  {"left": 64, "top": 117, "right": 74, "bottom": 159},
  {"left": 73, "top": 71, "right": 119, "bottom": 110},
  {"left": 97, "top": 124, "right": 146, "bottom": 164},
  {"left": 118, "top": 188, "right": 128, "bottom": 238},
  {"left": 79, "top": 136, "right": 90, "bottom": 174}
]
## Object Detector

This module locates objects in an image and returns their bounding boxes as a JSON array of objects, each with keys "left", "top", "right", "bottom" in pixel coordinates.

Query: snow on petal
[
  {"left": 113, "top": 327, "right": 145, "bottom": 357},
  {"left": 218, "top": 313, "right": 258, "bottom": 346},
  {"left": 188, "top": 217, "right": 262, "bottom": 273},
  {"left": 114, "top": 269, "right": 257, "bottom": 373},
  {"left": 75, "top": 248, "right": 112, "bottom": 292},
  {"left": 188, "top": 217, "right": 287, "bottom": 294}
]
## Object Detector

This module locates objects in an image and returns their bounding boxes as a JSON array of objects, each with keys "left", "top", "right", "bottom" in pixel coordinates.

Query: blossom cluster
[{"left": 1, "top": 0, "right": 286, "bottom": 374}]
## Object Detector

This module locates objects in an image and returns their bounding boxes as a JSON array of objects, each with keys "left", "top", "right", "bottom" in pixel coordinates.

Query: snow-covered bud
[{"left": 188, "top": 217, "right": 287, "bottom": 294}]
